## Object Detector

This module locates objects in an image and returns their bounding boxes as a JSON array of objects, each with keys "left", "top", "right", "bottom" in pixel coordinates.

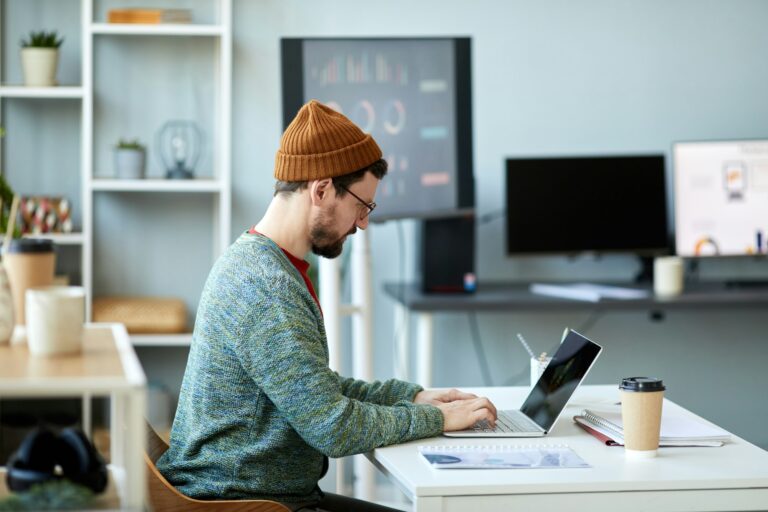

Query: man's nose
[{"left": 356, "top": 216, "right": 369, "bottom": 230}]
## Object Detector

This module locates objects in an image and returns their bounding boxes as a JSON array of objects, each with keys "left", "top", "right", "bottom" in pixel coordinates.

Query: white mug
[
  {"left": 654, "top": 256, "right": 684, "bottom": 297},
  {"left": 26, "top": 286, "right": 85, "bottom": 357}
]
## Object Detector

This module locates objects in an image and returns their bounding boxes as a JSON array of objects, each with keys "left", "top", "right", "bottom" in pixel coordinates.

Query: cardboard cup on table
[
  {"left": 26, "top": 286, "right": 85, "bottom": 357},
  {"left": 619, "top": 377, "right": 666, "bottom": 458}
]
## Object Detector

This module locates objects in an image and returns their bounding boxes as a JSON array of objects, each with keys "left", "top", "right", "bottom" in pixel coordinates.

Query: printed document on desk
[
  {"left": 530, "top": 282, "right": 650, "bottom": 302},
  {"left": 418, "top": 445, "right": 590, "bottom": 469}
]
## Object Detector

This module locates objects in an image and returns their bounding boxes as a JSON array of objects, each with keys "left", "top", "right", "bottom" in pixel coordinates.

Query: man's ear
[{"left": 309, "top": 178, "right": 334, "bottom": 206}]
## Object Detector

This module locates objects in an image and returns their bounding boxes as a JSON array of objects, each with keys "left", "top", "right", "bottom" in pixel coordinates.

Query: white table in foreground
[{"left": 369, "top": 385, "right": 768, "bottom": 512}]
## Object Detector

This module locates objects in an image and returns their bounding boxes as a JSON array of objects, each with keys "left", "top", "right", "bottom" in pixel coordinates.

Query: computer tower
[{"left": 420, "top": 215, "right": 476, "bottom": 293}]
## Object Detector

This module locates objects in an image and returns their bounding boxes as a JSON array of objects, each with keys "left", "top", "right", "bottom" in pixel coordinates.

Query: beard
[{"left": 310, "top": 206, "right": 357, "bottom": 259}]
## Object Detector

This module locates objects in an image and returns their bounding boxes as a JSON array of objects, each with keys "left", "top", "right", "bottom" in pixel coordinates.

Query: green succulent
[
  {"left": 116, "top": 138, "right": 145, "bottom": 150},
  {"left": 20, "top": 30, "right": 64, "bottom": 49}
]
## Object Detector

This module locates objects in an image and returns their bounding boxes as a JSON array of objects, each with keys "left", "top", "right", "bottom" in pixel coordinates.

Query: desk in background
[
  {"left": 0, "top": 324, "right": 147, "bottom": 510},
  {"left": 383, "top": 281, "right": 768, "bottom": 387},
  {"left": 369, "top": 385, "right": 768, "bottom": 512}
]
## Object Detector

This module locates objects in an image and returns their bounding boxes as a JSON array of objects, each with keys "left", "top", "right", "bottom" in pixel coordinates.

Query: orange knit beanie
[{"left": 274, "top": 100, "right": 382, "bottom": 182}]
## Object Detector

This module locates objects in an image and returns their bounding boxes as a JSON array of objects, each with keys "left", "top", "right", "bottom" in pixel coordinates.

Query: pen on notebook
[{"left": 516, "top": 333, "right": 536, "bottom": 360}]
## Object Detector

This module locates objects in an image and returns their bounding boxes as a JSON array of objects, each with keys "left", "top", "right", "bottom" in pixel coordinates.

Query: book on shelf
[
  {"left": 107, "top": 8, "right": 192, "bottom": 24},
  {"left": 530, "top": 282, "right": 650, "bottom": 302},
  {"left": 574, "top": 406, "right": 731, "bottom": 447},
  {"left": 418, "top": 444, "right": 590, "bottom": 469}
]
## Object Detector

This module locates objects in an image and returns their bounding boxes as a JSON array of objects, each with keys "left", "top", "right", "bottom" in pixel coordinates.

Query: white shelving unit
[
  {"left": 84, "top": 0, "right": 232, "bottom": 346},
  {"left": 90, "top": 22, "right": 225, "bottom": 37},
  {"left": 90, "top": 178, "right": 224, "bottom": 193},
  {"left": 0, "top": 0, "right": 232, "bottom": 347},
  {"left": 23, "top": 232, "right": 85, "bottom": 245},
  {"left": 0, "top": 86, "right": 85, "bottom": 98}
]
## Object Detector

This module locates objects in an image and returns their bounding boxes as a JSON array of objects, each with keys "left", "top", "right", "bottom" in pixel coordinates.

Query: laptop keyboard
[{"left": 473, "top": 411, "right": 540, "bottom": 433}]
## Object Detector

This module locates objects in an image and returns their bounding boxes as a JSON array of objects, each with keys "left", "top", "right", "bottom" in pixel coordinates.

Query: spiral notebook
[{"left": 418, "top": 445, "right": 590, "bottom": 469}]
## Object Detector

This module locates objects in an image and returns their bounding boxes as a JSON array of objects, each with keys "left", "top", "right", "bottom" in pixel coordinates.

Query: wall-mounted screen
[
  {"left": 506, "top": 155, "right": 669, "bottom": 255},
  {"left": 281, "top": 37, "right": 474, "bottom": 221},
  {"left": 673, "top": 140, "right": 768, "bottom": 257}
]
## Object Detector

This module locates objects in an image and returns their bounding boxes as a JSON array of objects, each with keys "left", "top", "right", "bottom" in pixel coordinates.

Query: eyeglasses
[{"left": 340, "top": 186, "right": 376, "bottom": 220}]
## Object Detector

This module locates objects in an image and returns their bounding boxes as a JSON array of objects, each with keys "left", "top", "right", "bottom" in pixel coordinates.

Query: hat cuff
[{"left": 274, "top": 134, "right": 382, "bottom": 182}]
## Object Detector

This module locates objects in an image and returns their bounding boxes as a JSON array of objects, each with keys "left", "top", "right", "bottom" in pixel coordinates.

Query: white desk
[{"left": 369, "top": 385, "right": 768, "bottom": 512}]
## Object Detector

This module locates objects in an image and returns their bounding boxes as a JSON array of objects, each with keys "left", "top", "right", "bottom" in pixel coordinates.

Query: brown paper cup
[
  {"left": 621, "top": 389, "right": 664, "bottom": 458},
  {"left": 2, "top": 239, "right": 56, "bottom": 327}
]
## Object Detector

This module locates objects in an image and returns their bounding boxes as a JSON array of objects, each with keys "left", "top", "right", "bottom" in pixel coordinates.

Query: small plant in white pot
[
  {"left": 20, "top": 30, "right": 64, "bottom": 87},
  {"left": 114, "top": 139, "right": 146, "bottom": 179}
]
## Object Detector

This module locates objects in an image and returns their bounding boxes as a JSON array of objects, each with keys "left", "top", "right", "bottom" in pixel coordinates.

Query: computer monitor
[
  {"left": 505, "top": 155, "right": 670, "bottom": 256},
  {"left": 672, "top": 140, "right": 768, "bottom": 257},
  {"left": 673, "top": 140, "right": 768, "bottom": 257},
  {"left": 281, "top": 37, "right": 474, "bottom": 221}
]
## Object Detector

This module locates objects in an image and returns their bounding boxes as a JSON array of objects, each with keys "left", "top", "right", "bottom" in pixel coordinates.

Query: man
[{"left": 157, "top": 100, "right": 497, "bottom": 511}]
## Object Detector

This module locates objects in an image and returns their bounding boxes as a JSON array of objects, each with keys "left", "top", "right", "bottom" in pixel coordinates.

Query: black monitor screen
[
  {"left": 520, "top": 330, "right": 602, "bottom": 432},
  {"left": 506, "top": 155, "right": 669, "bottom": 254},
  {"left": 281, "top": 38, "right": 474, "bottom": 221}
]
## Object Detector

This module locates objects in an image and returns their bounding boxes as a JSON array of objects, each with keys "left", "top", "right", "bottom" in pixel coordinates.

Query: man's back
[{"left": 157, "top": 232, "right": 443, "bottom": 503}]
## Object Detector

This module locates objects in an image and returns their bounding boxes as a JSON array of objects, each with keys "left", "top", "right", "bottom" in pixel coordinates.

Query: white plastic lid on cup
[{"left": 26, "top": 286, "right": 85, "bottom": 357}]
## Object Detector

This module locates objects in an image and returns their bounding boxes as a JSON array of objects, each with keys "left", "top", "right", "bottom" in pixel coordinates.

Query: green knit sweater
[{"left": 157, "top": 232, "right": 444, "bottom": 503}]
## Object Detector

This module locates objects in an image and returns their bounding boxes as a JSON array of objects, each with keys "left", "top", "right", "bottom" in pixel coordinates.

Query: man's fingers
[
  {"left": 470, "top": 397, "right": 497, "bottom": 419},
  {"left": 448, "top": 388, "right": 478, "bottom": 401},
  {"left": 471, "top": 408, "right": 496, "bottom": 427}
]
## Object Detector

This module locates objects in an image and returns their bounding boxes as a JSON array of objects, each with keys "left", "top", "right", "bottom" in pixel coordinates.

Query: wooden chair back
[{"left": 144, "top": 421, "right": 291, "bottom": 512}]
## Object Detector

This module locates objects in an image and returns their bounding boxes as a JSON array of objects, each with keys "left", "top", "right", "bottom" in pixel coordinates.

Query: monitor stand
[{"left": 634, "top": 255, "right": 655, "bottom": 284}]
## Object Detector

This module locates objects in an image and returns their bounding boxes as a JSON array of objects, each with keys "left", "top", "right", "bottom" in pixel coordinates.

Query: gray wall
[
  {"left": 2, "top": 0, "right": 767, "bottom": 471},
  {"left": 234, "top": 0, "right": 768, "bottom": 453}
]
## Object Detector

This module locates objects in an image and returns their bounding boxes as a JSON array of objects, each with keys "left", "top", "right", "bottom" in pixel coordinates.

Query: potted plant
[
  {"left": 20, "top": 30, "right": 64, "bottom": 87},
  {"left": 114, "top": 139, "right": 146, "bottom": 179}
]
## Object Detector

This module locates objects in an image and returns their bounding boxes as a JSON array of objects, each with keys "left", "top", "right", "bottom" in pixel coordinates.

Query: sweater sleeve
[
  {"left": 336, "top": 374, "right": 424, "bottom": 406},
  {"left": 229, "top": 270, "right": 444, "bottom": 459}
]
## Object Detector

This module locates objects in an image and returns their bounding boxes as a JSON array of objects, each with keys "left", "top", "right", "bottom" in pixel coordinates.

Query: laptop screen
[{"left": 520, "top": 330, "right": 602, "bottom": 431}]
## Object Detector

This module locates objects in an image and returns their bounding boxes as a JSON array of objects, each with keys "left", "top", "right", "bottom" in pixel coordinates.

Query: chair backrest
[{"left": 144, "top": 421, "right": 291, "bottom": 512}]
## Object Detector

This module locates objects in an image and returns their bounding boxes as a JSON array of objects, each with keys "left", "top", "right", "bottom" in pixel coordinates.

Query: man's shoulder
[{"left": 206, "top": 233, "right": 303, "bottom": 296}]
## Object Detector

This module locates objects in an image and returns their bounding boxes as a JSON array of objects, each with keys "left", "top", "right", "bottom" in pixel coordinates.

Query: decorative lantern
[{"left": 156, "top": 120, "right": 203, "bottom": 180}]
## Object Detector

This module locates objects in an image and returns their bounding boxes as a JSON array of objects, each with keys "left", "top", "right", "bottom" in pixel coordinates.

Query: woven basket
[{"left": 92, "top": 297, "right": 187, "bottom": 334}]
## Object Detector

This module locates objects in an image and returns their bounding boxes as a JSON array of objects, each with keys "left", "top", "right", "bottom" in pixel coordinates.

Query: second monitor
[{"left": 505, "top": 154, "right": 669, "bottom": 257}]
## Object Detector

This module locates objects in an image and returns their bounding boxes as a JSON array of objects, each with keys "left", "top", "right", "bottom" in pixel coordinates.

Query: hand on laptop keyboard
[{"left": 435, "top": 396, "right": 498, "bottom": 432}]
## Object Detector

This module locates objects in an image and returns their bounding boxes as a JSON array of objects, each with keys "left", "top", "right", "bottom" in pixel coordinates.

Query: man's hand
[
  {"left": 414, "top": 389, "right": 498, "bottom": 431},
  {"left": 413, "top": 388, "right": 478, "bottom": 406}
]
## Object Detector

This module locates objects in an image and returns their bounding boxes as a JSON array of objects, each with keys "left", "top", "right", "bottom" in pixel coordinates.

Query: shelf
[
  {"left": 0, "top": 86, "right": 84, "bottom": 98},
  {"left": 131, "top": 333, "right": 192, "bottom": 347},
  {"left": 23, "top": 232, "right": 84, "bottom": 245},
  {"left": 90, "top": 23, "right": 224, "bottom": 36},
  {"left": 91, "top": 178, "right": 223, "bottom": 193}
]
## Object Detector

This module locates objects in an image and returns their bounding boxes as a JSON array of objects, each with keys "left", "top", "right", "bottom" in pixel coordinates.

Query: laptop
[{"left": 445, "top": 329, "right": 602, "bottom": 437}]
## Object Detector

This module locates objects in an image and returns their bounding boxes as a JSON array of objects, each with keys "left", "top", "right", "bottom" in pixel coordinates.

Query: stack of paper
[
  {"left": 575, "top": 407, "right": 730, "bottom": 447},
  {"left": 530, "top": 283, "right": 650, "bottom": 302}
]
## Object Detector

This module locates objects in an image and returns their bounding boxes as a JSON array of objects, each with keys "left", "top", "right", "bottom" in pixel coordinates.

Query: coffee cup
[
  {"left": 2, "top": 238, "right": 56, "bottom": 330},
  {"left": 26, "top": 286, "right": 85, "bottom": 357},
  {"left": 619, "top": 377, "right": 665, "bottom": 458},
  {"left": 654, "top": 256, "right": 683, "bottom": 297}
]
